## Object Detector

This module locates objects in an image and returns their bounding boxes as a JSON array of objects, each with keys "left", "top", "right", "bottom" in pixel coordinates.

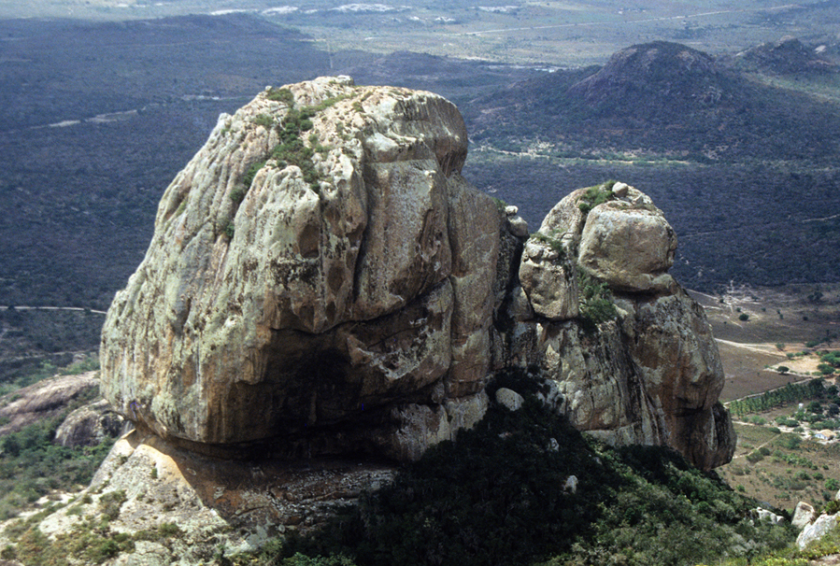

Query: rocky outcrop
[
  {"left": 100, "top": 77, "right": 495, "bottom": 461},
  {"left": 798, "top": 513, "right": 838, "bottom": 550},
  {"left": 495, "top": 182, "right": 735, "bottom": 470},
  {"left": 0, "top": 427, "right": 397, "bottom": 564},
  {"left": 100, "top": 78, "right": 733, "bottom": 470},
  {"left": 0, "top": 372, "right": 99, "bottom": 437},
  {"left": 792, "top": 502, "right": 817, "bottom": 531},
  {"left": 54, "top": 399, "right": 124, "bottom": 447}
]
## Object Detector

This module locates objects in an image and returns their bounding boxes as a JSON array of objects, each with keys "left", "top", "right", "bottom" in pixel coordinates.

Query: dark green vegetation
[
  {"left": 0, "top": 386, "right": 113, "bottom": 521},
  {"left": 728, "top": 379, "right": 835, "bottom": 419},
  {"left": 0, "top": 308, "right": 103, "bottom": 386},
  {"left": 577, "top": 270, "right": 617, "bottom": 333},
  {"left": 0, "top": 15, "right": 535, "bottom": 312},
  {"left": 263, "top": 91, "right": 344, "bottom": 192},
  {"left": 273, "top": 371, "right": 795, "bottom": 566},
  {"left": 3, "top": 15, "right": 839, "bottom": 315}
]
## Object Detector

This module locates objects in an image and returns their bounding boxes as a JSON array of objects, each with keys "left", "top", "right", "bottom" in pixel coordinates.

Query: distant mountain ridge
[
  {"left": 737, "top": 36, "right": 840, "bottom": 75},
  {"left": 466, "top": 40, "right": 840, "bottom": 162},
  {"left": 461, "top": 40, "right": 840, "bottom": 291}
]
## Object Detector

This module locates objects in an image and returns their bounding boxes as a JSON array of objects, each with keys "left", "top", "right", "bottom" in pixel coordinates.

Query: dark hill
[
  {"left": 466, "top": 41, "right": 840, "bottom": 162},
  {"left": 568, "top": 41, "right": 729, "bottom": 115},
  {"left": 737, "top": 37, "right": 839, "bottom": 75},
  {"left": 461, "top": 41, "right": 840, "bottom": 291}
]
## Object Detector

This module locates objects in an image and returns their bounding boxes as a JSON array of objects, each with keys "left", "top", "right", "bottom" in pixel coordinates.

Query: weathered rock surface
[
  {"left": 101, "top": 77, "right": 495, "bottom": 460},
  {"left": 0, "top": 428, "right": 397, "bottom": 564},
  {"left": 578, "top": 201, "right": 676, "bottom": 293},
  {"left": 793, "top": 501, "right": 817, "bottom": 531},
  {"left": 54, "top": 399, "right": 124, "bottom": 447},
  {"left": 504, "top": 182, "right": 734, "bottom": 470},
  {"left": 798, "top": 513, "right": 839, "bottom": 550},
  {"left": 100, "top": 79, "right": 733, "bottom": 471}
]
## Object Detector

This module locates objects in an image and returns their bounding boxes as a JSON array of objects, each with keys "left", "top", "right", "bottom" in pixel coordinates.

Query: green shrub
[
  {"left": 532, "top": 231, "right": 565, "bottom": 256},
  {"left": 577, "top": 182, "right": 615, "bottom": 215},
  {"left": 578, "top": 270, "right": 617, "bottom": 332},
  {"left": 266, "top": 87, "right": 294, "bottom": 104},
  {"left": 282, "top": 553, "right": 357, "bottom": 566},
  {"left": 98, "top": 490, "right": 126, "bottom": 521},
  {"left": 242, "top": 160, "right": 267, "bottom": 189},
  {"left": 746, "top": 451, "right": 765, "bottom": 463},
  {"left": 229, "top": 187, "right": 246, "bottom": 204},
  {"left": 253, "top": 114, "right": 275, "bottom": 128}
]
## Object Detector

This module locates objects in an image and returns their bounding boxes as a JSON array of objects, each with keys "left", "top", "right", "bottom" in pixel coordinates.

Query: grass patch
[
  {"left": 577, "top": 181, "right": 616, "bottom": 215},
  {"left": 578, "top": 269, "right": 617, "bottom": 332},
  {"left": 532, "top": 231, "right": 566, "bottom": 257}
]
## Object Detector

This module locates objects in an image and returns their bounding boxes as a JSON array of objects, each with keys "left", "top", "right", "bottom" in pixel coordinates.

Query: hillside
[{"left": 461, "top": 41, "right": 840, "bottom": 291}]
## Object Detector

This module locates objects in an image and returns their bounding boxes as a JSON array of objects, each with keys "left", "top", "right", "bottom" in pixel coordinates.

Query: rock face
[
  {"left": 797, "top": 513, "right": 838, "bottom": 550},
  {"left": 497, "top": 182, "right": 734, "bottom": 470},
  {"left": 0, "top": 372, "right": 99, "bottom": 437},
  {"left": 101, "top": 77, "right": 495, "bottom": 461},
  {"left": 100, "top": 78, "right": 734, "bottom": 470}
]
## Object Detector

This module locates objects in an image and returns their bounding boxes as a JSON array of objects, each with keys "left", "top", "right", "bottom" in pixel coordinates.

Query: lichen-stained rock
[
  {"left": 577, "top": 194, "right": 677, "bottom": 293},
  {"left": 509, "top": 182, "right": 734, "bottom": 470},
  {"left": 519, "top": 239, "right": 579, "bottom": 320},
  {"left": 101, "top": 83, "right": 733, "bottom": 472},
  {"left": 445, "top": 175, "right": 500, "bottom": 397},
  {"left": 100, "top": 77, "right": 496, "bottom": 459}
]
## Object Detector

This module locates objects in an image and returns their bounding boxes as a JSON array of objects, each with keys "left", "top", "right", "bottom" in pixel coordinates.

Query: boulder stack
[{"left": 100, "top": 78, "right": 734, "bottom": 470}]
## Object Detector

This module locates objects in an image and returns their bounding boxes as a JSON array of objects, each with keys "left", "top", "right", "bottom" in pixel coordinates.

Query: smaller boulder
[
  {"left": 563, "top": 475, "right": 578, "bottom": 494},
  {"left": 611, "top": 182, "right": 629, "bottom": 198},
  {"left": 495, "top": 388, "right": 524, "bottom": 411},
  {"left": 797, "top": 513, "right": 838, "bottom": 550},
  {"left": 792, "top": 502, "right": 816, "bottom": 531},
  {"left": 752, "top": 507, "right": 785, "bottom": 525},
  {"left": 55, "top": 400, "right": 125, "bottom": 448},
  {"left": 519, "top": 239, "right": 579, "bottom": 320},
  {"left": 578, "top": 198, "right": 677, "bottom": 293},
  {"left": 507, "top": 216, "right": 529, "bottom": 238}
]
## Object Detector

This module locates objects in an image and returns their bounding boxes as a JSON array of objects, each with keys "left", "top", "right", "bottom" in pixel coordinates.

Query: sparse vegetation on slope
[
  {"left": 272, "top": 370, "right": 795, "bottom": 566},
  {"left": 0, "top": 399, "right": 114, "bottom": 521}
]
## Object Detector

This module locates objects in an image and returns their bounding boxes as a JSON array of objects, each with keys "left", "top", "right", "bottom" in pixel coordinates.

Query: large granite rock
[
  {"left": 507, "top": 182, "right": 734, "bottom": 470},
  {"left": 100, "top": 81, "right": 733, "bottom": 470},
  {"left": 101, "top": 77, "right": 496, "bottom": 460}
]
